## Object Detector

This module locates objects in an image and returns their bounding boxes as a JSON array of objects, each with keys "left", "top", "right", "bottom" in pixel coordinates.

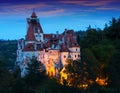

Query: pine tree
[{"left": 24, "top": 56, "right": 46, "bottom": 87}]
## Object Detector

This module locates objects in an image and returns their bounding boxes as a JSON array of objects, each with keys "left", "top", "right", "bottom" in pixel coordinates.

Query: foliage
[
  {"left": 78, "top": 26, "right": 105, "bottom": 48},
  {"left": 76, "top": 17, "right": 120, "bottom": 89},
  {"left": 82, "top": 48, "right": 98, "bottom": 79},
  {"left": 92, "top": 44, "right": 115, "bottom": 66},
  {"left": 0, "top": 17, "right": 120, "bottom": 93},
  {"left": 0, "top": 40, "right": 17, "bottom": 69},
  {"left": 24, "top": 57, "right": 46, "bottom": 87},
  {"left": 104, "top": 40, "right": 120, "bottom": 88},
  {"left": 62, "top": 59, "right": 91, "bottom": 89},
  {"left": 0, "top": 61, "right": 15, "bottom": 93},
  {"left": 105, "top": 17, "right": 120, "bottom": 39},
  {"left": 65, "top": 60, "right": 82, "bottom": 87}
]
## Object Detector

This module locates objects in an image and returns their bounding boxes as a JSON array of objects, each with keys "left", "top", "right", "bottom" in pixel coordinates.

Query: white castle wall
[
  {"left": 16, "top": 12, "right": 81, "bottom": 77},
  {"left": 60, "top": 52, "right": 69, "bottom": 66},
  {"left": 37, "top": 50, "right": 60, "bottom": 76}
]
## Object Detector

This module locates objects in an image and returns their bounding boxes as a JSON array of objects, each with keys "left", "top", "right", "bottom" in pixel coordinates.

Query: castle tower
[
  {"left": 26, "top": 11, "right": 44, "bottom": 42},
  {"left": 16, "top": 12, "right": 81, "bottom": 77}
]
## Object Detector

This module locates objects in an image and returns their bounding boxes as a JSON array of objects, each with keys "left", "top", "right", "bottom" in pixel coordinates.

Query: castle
[{"left": 16, "top": 11, "right": 80, "bottom": 77}]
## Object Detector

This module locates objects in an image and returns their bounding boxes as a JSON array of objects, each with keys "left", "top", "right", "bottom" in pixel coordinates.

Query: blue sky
[{"left": 0, "top": 0, "right": 120, "bottom": 40}]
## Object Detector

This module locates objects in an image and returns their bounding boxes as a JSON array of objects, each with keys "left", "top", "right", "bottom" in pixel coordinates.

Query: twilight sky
[{"left": 0, "top": 0, "right": 120, "bottom": 40}]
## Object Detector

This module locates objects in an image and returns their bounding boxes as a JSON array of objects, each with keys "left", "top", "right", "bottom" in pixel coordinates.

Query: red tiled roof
[
  {"left": 44, "top": 34, "right": 52, "bottom": 39},
  {"left": 37, "top": 23, "right": 43, "bottom": 33},
  {"left": 26, "top": 24, "right": 36, "bottom": 41},
  {"left": 19, "top": 12, "right": 81, "bottom": 52},
  {"left": 69, "top": 37, "right": 79, "bottom": 47},
  {"left": 34, "top": 23, "right": 43, "bottom": 33},
  {"left": 62, "top": 29, "right": 75, "bottom": 36},
  {"left": 60, "top": 43, "right": 69, "bottom": 52},
  {"left": 59, "top": 35, "right": 63, "bottom": 40},
  {"left": 23, "top": 43, "right": 35, "bottom": 51},
  {"left": 37, "top": 44, "right": 43, "bottom": 51},
  {"left": 26, "top": 12, "right": 43, "bottom": 41}
]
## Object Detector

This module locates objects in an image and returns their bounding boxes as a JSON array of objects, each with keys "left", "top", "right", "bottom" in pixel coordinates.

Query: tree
[
  {"left": 104, "top": 17, "right": 120, "bottom": 39},
  {"left": 82, "top": 48, "right": 98, "bottom": 80},
  {"left": 24, "top": 57, "right": 46, "bottom": 87},
  {"left": 104, "top": 40, "right": 120, "bottom": 88},
  {"left": 0, "top": 62, "right": 15, "bottom": 93},
  {"left": 91, "top": 43, "right": 115, "bottom": 86},
  {"left": 92, "top": 44, "right": 115, "bottom": 67},
  {"left": 61, "top": 59, "right": 90, "bottom": 89},
  {"left": 80, "top": 26, "right": 105, "bottom": 48},
  {"left": 0, "top": 40, "right": 17, "bottom": 69},
  {"left": 65, "top": 59, "right": 82, "bottom": 87}
]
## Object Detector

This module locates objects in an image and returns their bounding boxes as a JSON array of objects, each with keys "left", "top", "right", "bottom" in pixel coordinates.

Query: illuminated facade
[{"left": 16, "top": 11, "right": 80, "bottom": 77}]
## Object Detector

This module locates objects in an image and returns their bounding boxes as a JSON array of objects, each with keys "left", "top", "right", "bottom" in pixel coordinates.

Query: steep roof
[
  {"left": 60, "top": 43, "right": 69, "bottom": 52},
  {"left": 26, "top": 24, "right": 36, "bottom": 41},
  {"left": 26, "top": 12, "right": 44, "bottom": 41},
  {"left": 31, "top": 11, "right": 37, "bottom": 18},
  {"left": 23, "top": 43, "right": 35, "bottom": 51}
]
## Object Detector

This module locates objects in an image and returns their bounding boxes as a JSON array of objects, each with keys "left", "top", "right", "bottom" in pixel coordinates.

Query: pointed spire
[
  {"left": 31, "top": 10, "right": 37, "bottom": 18},
  {"left": 26, "top": 10, "right": 44, "bottom": 41}
]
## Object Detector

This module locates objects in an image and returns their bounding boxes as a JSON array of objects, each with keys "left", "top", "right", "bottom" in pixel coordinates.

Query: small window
[
  {"left": 35, "top": 35, "right": 38, "bottom": 37},
  {"left": 74, "top": 43, "right": 77, "bottom": 46},
  {"left": 52, "top": 35, "right": 55, "bottom": 38},
  {"left": 76, "top": 49, "right": 77, "bottom": 51},
  {"left": 75, "top": 55, "right": 76, "bottom": 58},
  {"left": 64, "top": 55, "right": 66, "bottom": 58},
  {"left": 35, "top": 28, "right": 38, "bottom": 31},
  {"left": 35, "top": 28, "right": 38, "bottom": 33},
  {"left": 45, "top": 49, "right": 48, "bottom": 52}
]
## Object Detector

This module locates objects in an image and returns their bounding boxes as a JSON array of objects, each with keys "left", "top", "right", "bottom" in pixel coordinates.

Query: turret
[
  {"left": 26, "top": 11, "right": 44, "bottom": 42},
  {"left": 31, "top": 11, "right": 37, "bottom": 18}
]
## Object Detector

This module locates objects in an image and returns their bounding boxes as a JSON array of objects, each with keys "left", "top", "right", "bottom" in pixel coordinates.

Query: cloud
[
  {"left": 37, "top": 9, "right": 65, "bottom": 17},
  {"left": 59, "top": 1, "right": 88, "bottom": 5},
  {"left": 0, "top": 2, "right": 68, "bottom": 17},
  {"left": 0, "top": 3, "right": 50, "bottom": 15},
  {"left": 59, "top": 0, "right": 115, "bottom": 7},
  {"left": 96, "top": 7, "right": 120, "bottom": 11},
  {"left": 1, "top": 2, "right": 47, "bottom": 9},
  {"left": 38, "top": 9, "right": 66, "bottom": 17},
  {"left": 0, "top": 0, "right": 119, "bottom": 17},
  {"left": 82, "top": 0, "right": 114, "bottom": 6}
]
